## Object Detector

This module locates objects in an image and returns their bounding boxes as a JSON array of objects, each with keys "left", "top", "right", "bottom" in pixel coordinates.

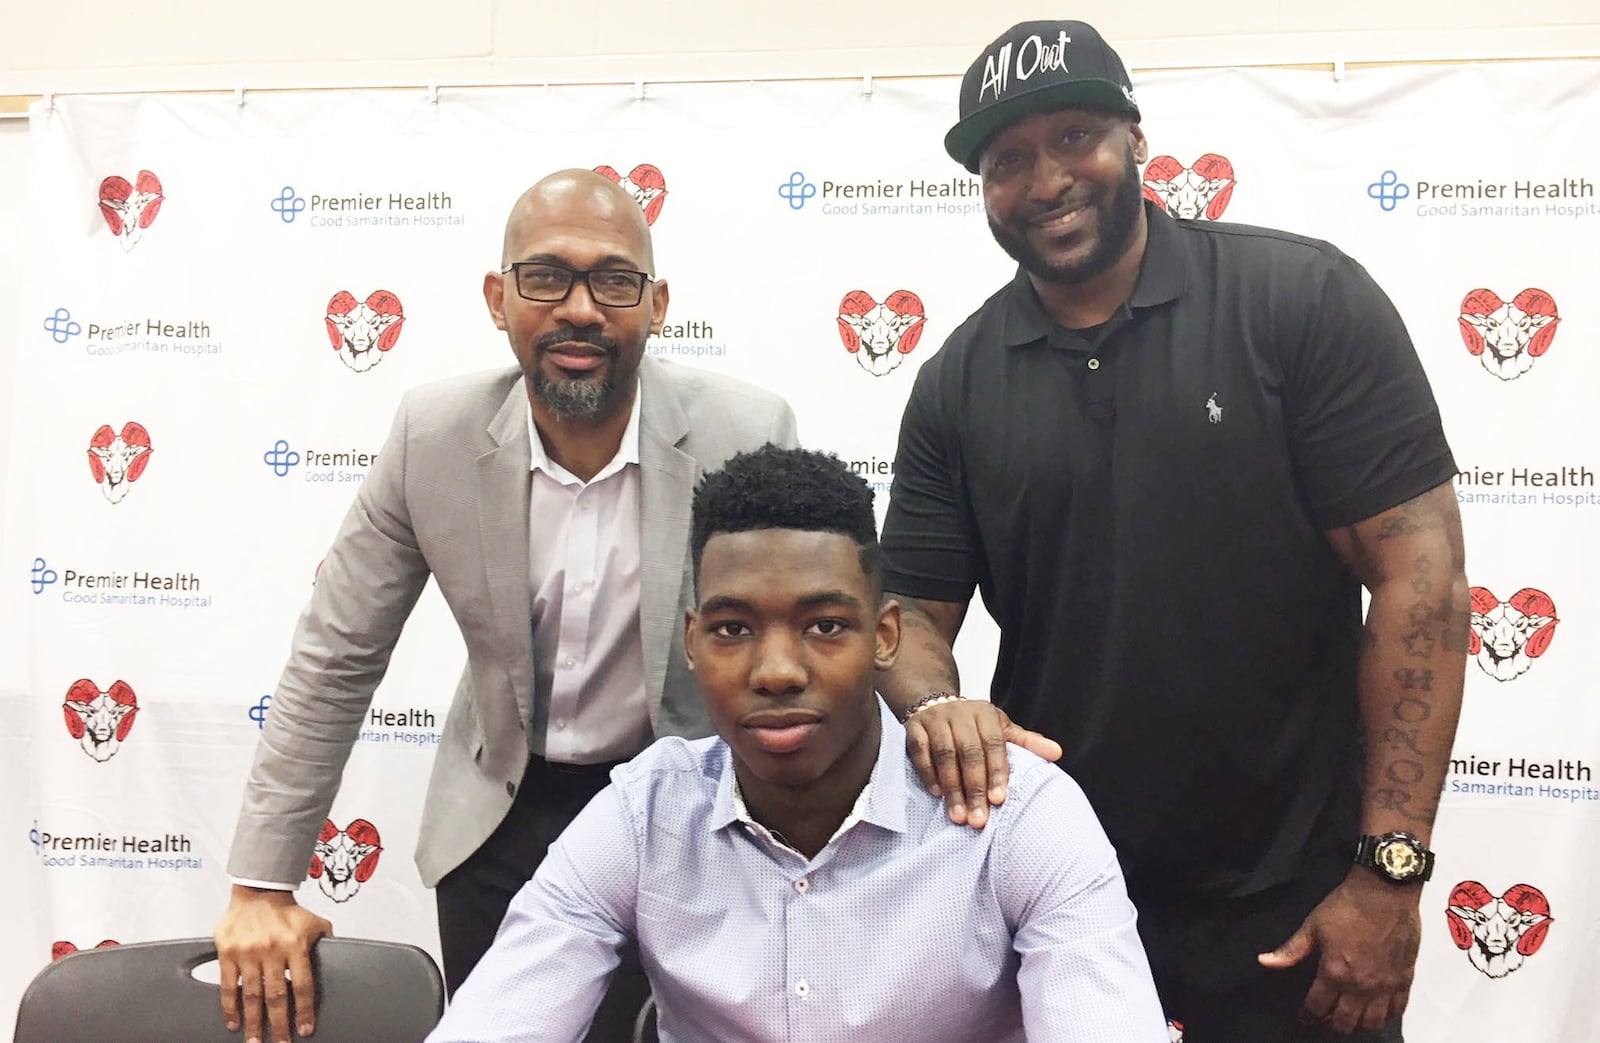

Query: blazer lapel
[
  {"left": 637, "top": 357, "right": 695, "bottom": 729},
  {"left": 476, "top": 379, "right": 535, "bottom": 729}
]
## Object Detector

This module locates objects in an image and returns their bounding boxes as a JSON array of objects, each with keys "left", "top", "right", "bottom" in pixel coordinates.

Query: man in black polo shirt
[{"left": 879, "top": 19, "right": 1469, "bottom": 1043}]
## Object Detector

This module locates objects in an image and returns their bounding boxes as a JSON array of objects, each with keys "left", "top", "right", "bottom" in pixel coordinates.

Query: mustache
[
  {"left": 1021, "top": 191, "right": 1093, "bottom": 224},
  {"left": 535, "top": 324, "right": 618, "bottom": 354}
]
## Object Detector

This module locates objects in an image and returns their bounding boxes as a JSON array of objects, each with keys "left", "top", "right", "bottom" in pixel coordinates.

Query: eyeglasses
[{"left": 500, "top": 262, "right": 653, "bottom": 308}]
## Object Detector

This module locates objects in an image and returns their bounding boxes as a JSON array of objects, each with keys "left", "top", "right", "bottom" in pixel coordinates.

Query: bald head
[{"left": 501, "top": 168, "right": 655, "bottom": 274}]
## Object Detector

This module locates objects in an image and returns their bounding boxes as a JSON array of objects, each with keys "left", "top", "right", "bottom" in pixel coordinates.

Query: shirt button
[
  {"left": 564, "top": 658, "right": 575, "bottom": 669},
  {"left": 794, "top": 980, "right": 809, "bottom": 998},
  {"left": 1087, "top": 357, "right": 1101, "bottom": 370},
  {"left": 794, "top": 877, "right": 809, "bottom": 893},
  {"left": 554, "top": 719, "right": 567, "bottom": 731}
]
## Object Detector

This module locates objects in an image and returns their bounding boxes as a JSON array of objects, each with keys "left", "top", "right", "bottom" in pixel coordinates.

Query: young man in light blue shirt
[{"left": 428, "top": 445, "right": 1166, "bottom": 1042}]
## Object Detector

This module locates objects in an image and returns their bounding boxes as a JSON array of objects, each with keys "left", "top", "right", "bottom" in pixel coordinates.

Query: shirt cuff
[{"left": 231, "top": 877, "right": 299, "bottom": 891}]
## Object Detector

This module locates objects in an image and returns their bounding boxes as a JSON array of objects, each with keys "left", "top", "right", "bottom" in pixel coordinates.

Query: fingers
[
  {"left": 262, "top": 952, "right": 294, "bottom": 1043},
  {"left": 908, "top": 703, "right": 1035, "bottom": 828},
  {"left": 1256, "top": 924, "right": 1314, "bottom": 969},
  {"left": 1325, "top": 992, "right": 1367, "bottom": 1036},
  {"left": 1300, "top": 973, "right": 1338, "bottom": 1025},
  {"left": 1005, "top": 723, "right": 1063, "bottom": 763},
  {"left": 923, "top": 715, "right": 970, "bottom": 824},
  {"left": 982, "top": 726, "right": 1010, "bottom": 807},
  {"left": 237, "top": 954, "right": 271, "bottom": 1043},
  {"left": 1359, "top": 994, "right": 1397, "bottom": 1032},
  {"left": 904, "top": 719, "right": 941, "bottom": 798},
  {"left": 217, "top": 953, "right": 242, "bottom": 1032},
  {"left": 288, "top": 944, "right": 319, "bottom": 1038}
]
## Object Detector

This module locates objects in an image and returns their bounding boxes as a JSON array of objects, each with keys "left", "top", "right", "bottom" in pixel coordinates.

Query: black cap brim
[{"left": 944, "top": 80, "right": 1140, "bottom": 174}]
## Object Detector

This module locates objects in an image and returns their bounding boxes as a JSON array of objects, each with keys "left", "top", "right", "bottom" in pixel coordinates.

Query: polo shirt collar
[{"left": 1000, "top": 200, "right": 1189, "bottom": 347}]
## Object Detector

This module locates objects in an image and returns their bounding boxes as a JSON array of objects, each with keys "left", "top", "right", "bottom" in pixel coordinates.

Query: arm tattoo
[
  {"left": 1383, "top": 726, "right": 1425, "bottom": 756},
  {"left": 1394, "top": 697, "right": 1432, "bottom": 723},
  {"left": 1377, "top": 514, "right": 1427, "bottom": 540},
  {"left": 1393, "top": 668, "right": 1434, "bottom": 691},
  {"left": 1401, "top": 628, "right": 1436, "bottom": 657}
]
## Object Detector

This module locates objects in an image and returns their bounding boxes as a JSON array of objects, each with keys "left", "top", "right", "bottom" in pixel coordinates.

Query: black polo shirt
[{"left": 881, "top": 202, "right": 1456, "bottom": 899}]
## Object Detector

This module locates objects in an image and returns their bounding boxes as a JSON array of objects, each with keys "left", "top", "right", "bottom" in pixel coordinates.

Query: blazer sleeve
[
  {"left": 226, "top": 392, "right": 433, "bottom": 884},
  {"left": 768, "top": 397, "right": 800, "bottom": 450}
]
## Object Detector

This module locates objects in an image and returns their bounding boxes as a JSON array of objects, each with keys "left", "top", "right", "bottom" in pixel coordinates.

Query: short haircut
[{"left": 690, "top": 445, "right": 880, "bottom": 590}]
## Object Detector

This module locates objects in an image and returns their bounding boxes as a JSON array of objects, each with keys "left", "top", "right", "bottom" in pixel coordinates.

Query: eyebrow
[
  {"left": 698, "top": 590, "right": 863, "bottom": 615},
  {"left": 513, "top": 253, "right": 642, "bottom": 270}
]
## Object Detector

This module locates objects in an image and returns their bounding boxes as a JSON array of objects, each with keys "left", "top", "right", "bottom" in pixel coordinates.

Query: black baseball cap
[{"left": 945, "top": 20, "right": 1140, "bottom": 173}]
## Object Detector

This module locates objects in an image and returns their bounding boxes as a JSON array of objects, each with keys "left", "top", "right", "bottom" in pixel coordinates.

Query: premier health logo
[
  {"left": 31, "top": 557, "right": 60, "bottom": 593},
  {"left": 264, "top": 440, "right": 378, "bottom": 484},
  {"left": 1367, "top": 170, "right": 1411, "bottom": 212},
  {"left": 43, "top": 308, "right": 83, "bottom": 344},
  {"left": 778, "top": 169, "right": 982, "bottom": 218},
  {"left": 778, "top": 172, "right": 818, "bottom": 210},
  {"left": 1367, "top": 169, "right": 1598, "bottom": 218},
  {"left": 272, "top": 186, "right": 308, "bottom": 224},
  {"left": 276, "top": 185, "right": 462, "bottom": 229}
]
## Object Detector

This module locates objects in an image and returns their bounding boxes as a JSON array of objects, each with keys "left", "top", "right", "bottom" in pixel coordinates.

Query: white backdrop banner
[{"left": 3, "top": 61, "right": 1598, "bottom": 1041}]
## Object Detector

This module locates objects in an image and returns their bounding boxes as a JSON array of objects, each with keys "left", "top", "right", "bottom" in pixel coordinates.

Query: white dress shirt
[{"left": 525, "top": 390, "right": 650, "bottom": 763}]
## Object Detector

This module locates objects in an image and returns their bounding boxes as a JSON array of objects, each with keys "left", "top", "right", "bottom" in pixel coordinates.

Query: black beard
[
  {"left": 987, "top": 151, "right": 1144, "bottom": 286},
  {"left": 530, "top": 323, "right": 621, "bottom": 420}
]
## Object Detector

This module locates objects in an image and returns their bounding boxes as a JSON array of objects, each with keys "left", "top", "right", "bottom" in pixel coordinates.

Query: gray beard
[{"left": 533, "top": 373, "right": 617, "bottom": 420}]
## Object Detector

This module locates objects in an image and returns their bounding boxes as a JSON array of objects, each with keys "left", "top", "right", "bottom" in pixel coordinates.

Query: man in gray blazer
[{"left": 214, "top": 169, "right": 797, "bottom": 1043}]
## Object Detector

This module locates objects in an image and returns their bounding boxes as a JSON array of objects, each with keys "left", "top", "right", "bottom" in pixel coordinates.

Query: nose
[
  {"left": 749, "top": 630, "right": 807, "bottom": 697},
  {"left": 551, "top": 277, "right": 606, "bottom": 328},
  {"left": 1027, "top": 150, "right": 1076, "bottom": 206}
]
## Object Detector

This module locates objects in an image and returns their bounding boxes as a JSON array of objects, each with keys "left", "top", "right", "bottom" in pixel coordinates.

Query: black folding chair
[{"left": 14, "top": 936, "right": 444, "bottom": 1043}]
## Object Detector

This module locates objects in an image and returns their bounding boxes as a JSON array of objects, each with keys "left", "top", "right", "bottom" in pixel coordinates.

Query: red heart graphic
[
  {"left": 86, "top": 422, "right": 154, "bottom": 484},
  {"left": 1458, "top": 288, "right": 1560, "bottom": 358},
  {"left": 1142, "top": 154, "right": 1235, "bottom": 221},
  {"left": 325, "top": 290, "right": 406, "bottom": 351},
  {"left": 98, "top": 171, "right": 164, "bottom": 243},
  {"left": 593, "top": 164, "right": 668, "bottom": 225}
]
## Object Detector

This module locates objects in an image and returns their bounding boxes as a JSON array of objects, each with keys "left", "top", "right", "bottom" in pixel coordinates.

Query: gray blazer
[{"left": 227, "top": 356, "right": 798, "bottom": 887}]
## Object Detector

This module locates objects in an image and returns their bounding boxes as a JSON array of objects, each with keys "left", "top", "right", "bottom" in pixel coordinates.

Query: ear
[
  {"left": 649, "top": 278, "right": 671, "bottom": 335},
  {"left": 683, "top": 607, "right": 698, "bottom": 672},
  {"left": 875, "top": 597, "right": 902, "bottom": 671},
  {"left": 1128, "top": 123, "right": 1149, "bottom": 165},
  {"left": 483, "top": 270, "right": 508, "bottom": 331}
]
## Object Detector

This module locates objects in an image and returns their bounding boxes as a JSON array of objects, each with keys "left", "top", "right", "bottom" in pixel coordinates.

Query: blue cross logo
[
  {"left": 778, "top": 172, "right": 818, "bottom": 211},
  {"left": 263, "top": 439, "right": 302, "bottom": 476},
  {"left": 30, "top": 557, "right": 59, "bottom": 594},
  {"left": 272, "top": 186, "right": 308, "bottom": 224},
  {"left": 249, "top": 694, "right": 273, "bottom": 729},
  {"left": 43, "top": 307, "right": 82, "bottom": 344},
  {"left": 1366, "top": 171, "right": 1411, "bottom": 212}
]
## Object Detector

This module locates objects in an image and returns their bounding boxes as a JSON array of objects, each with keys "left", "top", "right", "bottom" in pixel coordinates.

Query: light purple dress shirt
[{"left": 427, "top": 699, "right": 1168, "bottom": 1043}]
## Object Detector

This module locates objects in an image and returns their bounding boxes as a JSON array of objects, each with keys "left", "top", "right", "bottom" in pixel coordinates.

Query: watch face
[{"left": 1376, "top": 838, "right": 1422, "bottom": 879}]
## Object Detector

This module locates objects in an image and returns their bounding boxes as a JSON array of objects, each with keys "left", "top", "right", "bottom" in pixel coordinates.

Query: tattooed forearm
[
  {"left": 1334, "top": 483, "right": 1469, "bottom": 841},
  {"left": 880, "top": 597, "right": 965, "bottom": 712},
  {"left": 1371, "top": 786, "right": 1439, "bottom": 825}
]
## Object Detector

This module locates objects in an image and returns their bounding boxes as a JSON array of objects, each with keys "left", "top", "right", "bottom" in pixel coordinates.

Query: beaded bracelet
[{"left": 900, "top": 691, "right": 964, "bottom": 723}]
